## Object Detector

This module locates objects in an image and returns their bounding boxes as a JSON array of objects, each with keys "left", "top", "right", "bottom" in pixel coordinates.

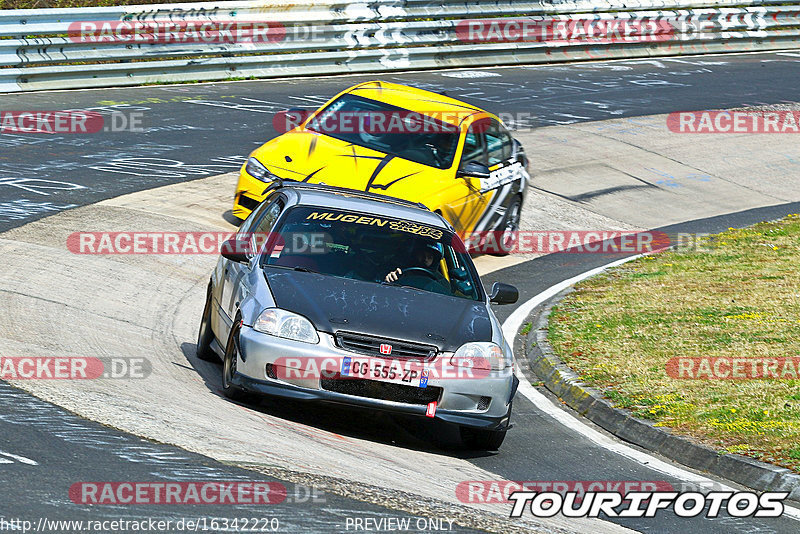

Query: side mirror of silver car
[
  {"left": 489, "top": 282, "right": 519, "bottom": 305},
  {"left": 220, "top": 238, "right": 251, "bottom": 264}
]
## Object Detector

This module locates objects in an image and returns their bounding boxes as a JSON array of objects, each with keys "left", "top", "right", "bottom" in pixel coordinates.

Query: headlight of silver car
[
  {"left": 253, "top": 308, "right": 319, "bottom": 344},
  {"left": 450, "top": 342, "right": 508, "bottom": 371},
  {"left": 245, "top": 157, "right": 276, "bottom": 183}
]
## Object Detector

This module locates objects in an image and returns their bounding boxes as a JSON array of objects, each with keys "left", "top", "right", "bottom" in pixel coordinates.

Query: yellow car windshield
[{"left": 305, "top": 94, "right": 460, "bottom": 170}]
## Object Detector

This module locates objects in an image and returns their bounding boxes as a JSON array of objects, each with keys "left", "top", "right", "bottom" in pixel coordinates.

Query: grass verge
[{"left": 548, "top": 214, "right": 800, "bottom": 472}]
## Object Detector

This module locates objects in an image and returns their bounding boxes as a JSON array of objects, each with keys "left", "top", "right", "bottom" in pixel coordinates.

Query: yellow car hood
[{"left": 250, "top": 131, "right": 449, "bottom": 202}]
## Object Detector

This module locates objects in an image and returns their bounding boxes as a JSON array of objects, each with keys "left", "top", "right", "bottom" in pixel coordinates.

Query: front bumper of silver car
[{"left": 234, "top": 326, "right": 517, "bottom": 430}]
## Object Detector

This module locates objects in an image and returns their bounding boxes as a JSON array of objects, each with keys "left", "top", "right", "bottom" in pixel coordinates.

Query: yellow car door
[
  {"left": 439, "top": 117, "right": 491, "bottom": 238},
  {"left": 473, "top": 118, "right": 527, "bottom": 236}
]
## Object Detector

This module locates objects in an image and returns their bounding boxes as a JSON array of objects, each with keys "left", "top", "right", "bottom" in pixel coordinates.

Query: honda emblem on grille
[{"left": 380, "top": 344, "right": 392, "bottom": 355}]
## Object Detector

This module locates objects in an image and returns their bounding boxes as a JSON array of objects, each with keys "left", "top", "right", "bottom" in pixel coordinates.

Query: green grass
[{"left": 548, "top": 214, "right": 800, "bottom": 472}]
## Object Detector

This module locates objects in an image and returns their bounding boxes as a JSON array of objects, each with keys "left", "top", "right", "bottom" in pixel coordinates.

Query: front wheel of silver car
[
  {"left": 197, "top": 282, "right": 219, "bottom": 362},
  {"left": 222, "top": 322, "right": 248, "bottom": 401}
]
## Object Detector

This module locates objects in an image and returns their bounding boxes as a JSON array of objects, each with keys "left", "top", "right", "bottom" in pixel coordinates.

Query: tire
[
  {"left": 460, "top": 426, "right": 508, "bottom": 451},
  {"left": 491, "top": 195, "right": 522, "bottom": 257},
  {"left": 196, "top": 282, "right": 219, "bottom": 362},
  {"left": 221, "top": 321, "right": 249, "bottom": 401}
]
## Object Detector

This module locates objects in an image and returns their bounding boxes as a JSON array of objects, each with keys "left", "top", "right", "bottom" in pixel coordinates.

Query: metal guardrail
[{"left": 1, "top": 1, "right": 799, "bottom": 92}]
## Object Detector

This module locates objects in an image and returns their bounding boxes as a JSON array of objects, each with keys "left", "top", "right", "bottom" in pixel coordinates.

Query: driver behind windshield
[{"left": 384, "top": 242, "right": 447, "bottom": 284}]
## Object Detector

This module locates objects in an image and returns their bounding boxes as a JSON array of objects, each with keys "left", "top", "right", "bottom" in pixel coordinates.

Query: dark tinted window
[
  {"left": 261, "top": 207, "right": 482, "bottom": 301},
  {"left": 486, "top": 120, "right": 513, "bottom": 166},
  {"left": 306, "top": 94, "right": 460, "bottom": 169},
  {"left": 252, "top": 201, "right": 283, "bottom": 235},
  {"left": 460, "top": 122, "right": 486, "bottom": 167},
  {"left": 238, "top": 196, "right": 276, "bottom": 235}
]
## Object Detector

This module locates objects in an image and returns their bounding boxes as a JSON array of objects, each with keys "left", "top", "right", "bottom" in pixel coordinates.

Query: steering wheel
[
  {"left": 395, "top": 267, "right": 451, "bottom": 295},
  {"left": 399, "top": 267, "right": 439, "bottom": 281}
]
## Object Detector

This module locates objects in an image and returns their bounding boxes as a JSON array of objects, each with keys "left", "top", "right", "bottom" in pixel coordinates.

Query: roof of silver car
[{"left": 276, "top": 182, "right": 452, "bottom": 230}]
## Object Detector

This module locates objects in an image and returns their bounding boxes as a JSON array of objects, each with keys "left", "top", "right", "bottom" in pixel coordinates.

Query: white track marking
[
  {"left": 441, "top": 71, "right": 502, "bottom": 78},
  {"left": 501, "top": 255, "right": 800, "bottom": 521},
  {"left": 0, "top": 450, "right": 38, "bottom": 465}
]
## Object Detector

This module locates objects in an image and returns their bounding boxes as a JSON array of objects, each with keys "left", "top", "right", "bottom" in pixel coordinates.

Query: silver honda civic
[{"left": 197, "top": 182, "right": 519, "bottom": 449}]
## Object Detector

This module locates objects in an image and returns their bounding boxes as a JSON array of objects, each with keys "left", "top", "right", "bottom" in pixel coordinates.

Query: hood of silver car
[{"left": 263, "top": 269, "right": 492, "bottom": 353}]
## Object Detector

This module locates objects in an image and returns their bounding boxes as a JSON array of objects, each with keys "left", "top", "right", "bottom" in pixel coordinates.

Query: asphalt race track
[
  {"left": 0, "top": 381, "right": 447, "bottom": 533},
  {"left": 2, "top": 51, "right": 800, "bottom": 533}
]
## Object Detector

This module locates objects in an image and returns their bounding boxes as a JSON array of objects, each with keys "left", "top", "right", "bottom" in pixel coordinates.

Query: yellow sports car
[{"left": 233, "top": 81, "right": 529, "bottom": 251}]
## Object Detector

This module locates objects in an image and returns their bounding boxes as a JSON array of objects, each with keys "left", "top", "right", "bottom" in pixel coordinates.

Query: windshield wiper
[
  {"left": 291, "top": 266, "right": 319, "bottom": 274},
  {"left": 383, "top": 282, "right": 426, "bottom": 294},
  {"left": 264, "top": 264, "right": 319, "bottom": 274}
]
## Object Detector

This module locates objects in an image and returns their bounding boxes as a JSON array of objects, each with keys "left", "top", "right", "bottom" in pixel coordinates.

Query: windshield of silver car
[{"left": 260, "top": 207, "right": 482, "bottom": 301}]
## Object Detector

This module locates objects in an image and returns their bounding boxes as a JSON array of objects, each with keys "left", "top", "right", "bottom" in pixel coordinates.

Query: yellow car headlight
[{"left": 245, "top": 157, "right": 277, "bottom": 183}]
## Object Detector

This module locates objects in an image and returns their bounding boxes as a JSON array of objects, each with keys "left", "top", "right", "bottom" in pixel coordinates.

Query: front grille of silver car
[
  {"left": 334, "top": 332, "right": 437, "bottom": 360},
  {"left": 321, "top": 374, "right": 442, "bottom": 405}
]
